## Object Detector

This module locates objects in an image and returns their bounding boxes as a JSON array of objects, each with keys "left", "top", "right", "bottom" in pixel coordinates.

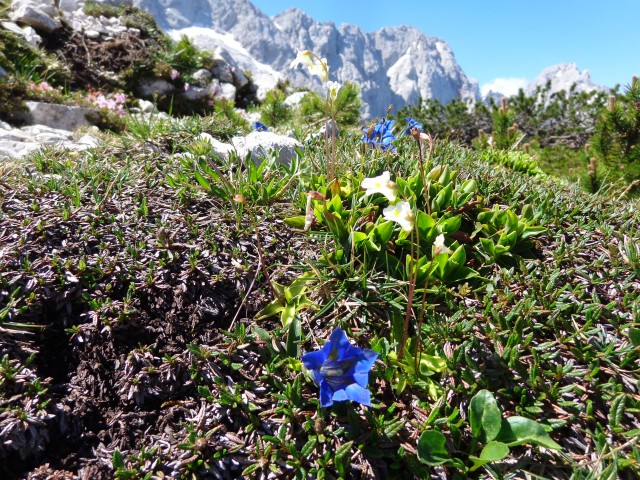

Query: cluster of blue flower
[{"left": 361, "top": 117, "right": 423, "bottom": 152}]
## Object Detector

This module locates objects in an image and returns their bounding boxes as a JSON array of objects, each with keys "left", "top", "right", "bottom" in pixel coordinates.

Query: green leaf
[
  {"left": 286, "top": 316, "right": 301, "bottom": 358},
  {"left": 417, "top": 430, "right": 450, "bottom": 466},
  {"left": 284, "top": 216, "right": 307, "bottom": 229},
  {"left": 480, "top": 237, "right": 496, "bottom": 257},
  {"left": 254, "top": 299, "right": 284, "bottom": 321},
  {"left": 438, "top": 215, "right": 461, "bottom": 235},
  {"left": 194, "top": 170, "right": 211, "bottom": 190},
  {"left": 373, "top": 220, "right": 395, "bottom": 244},
  {"left": 469, "top": 441, "right": 510, "bottom": 471},
  {"left": 629, "top": 328, "right": 640, "bottom": 347},
  {"left": 281, "top": 303, "right": 296, "bottom": 329},
  {"left": 112, "top": 449, "right": 125, "bottom": 470},
  {"left": 419, "top": 353, "right": 447, "bottom": 374},
  {"left": 496, "top": 416, "right": 562, "bottom": 450},
  {"left": 469, "top": 390, "right": 503, "bottom": 443},
  {"left": 300, "top": 437, "right": 317, "bottom": 457}
]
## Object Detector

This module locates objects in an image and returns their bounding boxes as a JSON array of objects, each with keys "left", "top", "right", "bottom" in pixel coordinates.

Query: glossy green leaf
[
  {"left": 417, "top": 430, "right": 450, "bottom": 466},
  {"left": 469, "top": 390, "right": 503, "bottom": 443},
  {"left": 496, "top": 416, "right": 562, "bottom": 450}
]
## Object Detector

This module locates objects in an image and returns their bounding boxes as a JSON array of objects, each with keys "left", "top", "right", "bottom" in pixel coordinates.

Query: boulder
[
  {"left": 10, "top": 2, "right": 61, "bottom": 33},
  {"left": 181, "top": 85, "right": 209, "bottom": 102},
  {"left": 0, "top": 124, "right": 100, "bottom": 160},
  {"left": 192, "top": 68, "right": 212, "bottom": 86},
  {"left": 196, "top": 132, "right": 235, "bottom": 159},
  {"left": 232, "top": 131, "right": 302, "bottom": 166},
  {"left": 218, "top": 83, "right": 237, "bottom": 102},
  {"left": 25, "top": 101, "right": 100, "bottom": 131},
  {"left": 137, "top": 79, "right": 175, "bottom": 97},
  {"left": 1, "top": 21, "right": 42, "bottom": 47},
  {"left": 59, "top": 0, "right": 81, "bottom": 13},
  {"left": 212, "top": 47, "right": 249, "bottom": 88}
]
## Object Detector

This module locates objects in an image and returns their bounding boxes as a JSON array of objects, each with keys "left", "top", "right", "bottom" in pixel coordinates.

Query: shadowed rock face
[{"left": 93, "top": 0, "right": 480, "bottom": 118}]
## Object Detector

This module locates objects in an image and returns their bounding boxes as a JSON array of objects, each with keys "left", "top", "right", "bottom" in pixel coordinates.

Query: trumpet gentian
[
  {"left": 302, "top": 328, "right": 378, "bottom": 408},
  {"left": 362, "top": 118, "right": 397, "bottom": 152}
]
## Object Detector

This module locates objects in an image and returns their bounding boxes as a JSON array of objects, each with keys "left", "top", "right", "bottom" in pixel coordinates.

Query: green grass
[{"left": 1, "top": 113, "right": 639, "bottom": 479}]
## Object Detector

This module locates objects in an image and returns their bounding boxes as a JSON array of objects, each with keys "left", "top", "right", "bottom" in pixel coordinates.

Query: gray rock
[
  {"left": 25, "top": 101, "right": 100, "bottom": 131},
  {"left": 85, "top": 29, "right": 101, "bottom": 39},
  {"left": 137, "top": 79, "right": 175, "bottom": 97},
  {"left": 232, "top": 131, "right": 302, "bottom": 166},
  {"left": 308, "top": 119, "right": 339, "bottom": 141},
  {"left": 1, "top": 21, "right": 42, "bottom": 47},
  {"left": 0, "top": 65, "right": 6, "bottom": 78},
  {"left": 284, "top": 92, "right": 307, "bottom": 108},
  {"left": 192, "top": 68, "right": 212, "bottom": 86},
  {"left": 59, "top": 0, "right": 81, "bottom": 13},
  {"left": 218, "top": 83, "right": 236, "bottom": 102},
  {"left": 11, "top": 2, "right": 61, "bottom": 33},
  {"left": 0, "top": 124, "right": 68, "bottom": 159},
  {"left": 138, "top": 99, "right": 156, "bottom": 114},
  {"left": 182, "top": 85, "right": 209, "bottom": 102}
]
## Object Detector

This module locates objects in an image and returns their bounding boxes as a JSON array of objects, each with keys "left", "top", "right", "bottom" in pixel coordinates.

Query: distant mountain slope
[
  {"left": 525, "top": 62, "right": 605, "bottom": 96},
  {"left": 95, "top": 0, "right": 480, "bottom": 118}
]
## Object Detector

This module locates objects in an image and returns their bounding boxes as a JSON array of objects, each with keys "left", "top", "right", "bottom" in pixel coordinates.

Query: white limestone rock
[
  {"left": 218, "top": 82, "right": 236, "bottom": 102},
  {"left": 232, "top": 131, "right": 302, "bottom": 166},
  {"left": 196, "top": 132, "right": 235, "bottom": 159},
  {"left": 10, "top": 1, "right": 61, "bottom": 33},
  {"left": 0, "top": 124, "right": 102, "bottom": 160}
]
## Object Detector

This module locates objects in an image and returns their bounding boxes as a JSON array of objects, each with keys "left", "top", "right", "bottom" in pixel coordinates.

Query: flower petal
[
  {"left": 328, "top": 328, "right": 350, "bottom": 360},
  {"left": 302, "top": 350, "right": 327, "bottom": 371},
  {"left": 345, "top": 383, "right": 372, "bottom": 406},
  {"left": 319, "top": 380, "right": 334, "bottom": 407},
  {"left": 331, "top": 388, "right": 349, "bottom": 403}
]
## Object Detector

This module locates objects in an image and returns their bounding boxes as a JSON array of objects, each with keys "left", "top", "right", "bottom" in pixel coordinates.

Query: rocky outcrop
[
  {"left": 526, "top": 63, "right": 605, "bottom": 96},
  {"left": 0, "top": 122, "right": 101, "bottom": 160},
  {"left": 91, "top": 0, "right": 480, "bottom": 117},
  {"left": 25, "top": 102, "right": 100, "bottom": 131}
]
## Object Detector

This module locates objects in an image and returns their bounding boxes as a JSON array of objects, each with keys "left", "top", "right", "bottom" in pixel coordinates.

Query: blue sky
[{"left": 252, "top": 0, "right": 638, "bottom": 94}]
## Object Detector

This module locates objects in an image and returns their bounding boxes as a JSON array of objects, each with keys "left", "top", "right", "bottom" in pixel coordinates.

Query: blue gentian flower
[
  {"left": 253, "top": 121, "right": 269, "bottom": 132},
  {"left": 404, "top": 116, "right": 423, "bottom": 135},
  {"left": 362, "top": 118, "right": 397, "bottom": 152},
  {"left": 302, "top": 328, "right": 378, "bottom": 408}
]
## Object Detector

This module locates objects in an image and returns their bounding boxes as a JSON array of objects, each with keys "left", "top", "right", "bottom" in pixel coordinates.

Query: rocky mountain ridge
[{"left": 94, "top": 0, "right": 480, "bottom": 118}]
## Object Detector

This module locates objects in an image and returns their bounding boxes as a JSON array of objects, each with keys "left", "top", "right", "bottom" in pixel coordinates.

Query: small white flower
[
  {"left": 361, "top": 171, "right": 397, "bottom": 202},
  {"left": 290, "top": 50, "right": 329, "bottom": 82},
  {"left": 290, "top": 49, "right": 315, "bottom": 69},
  {"left": 433, "top": 234, "right": 452, "bottom": 257},
  {"left": 327, "top": 81, "right": 342, "bottom": 101},
  {"left": 383, "top": 201, "right": 415, "bottom": 232}
]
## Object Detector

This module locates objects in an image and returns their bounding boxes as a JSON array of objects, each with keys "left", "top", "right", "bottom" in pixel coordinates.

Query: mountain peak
[
  {"left": 526, "top": 62, "right": 604, "bottom": 96},
  {"left": 102, "top": 0, "right": 480, "bottom": 117}
]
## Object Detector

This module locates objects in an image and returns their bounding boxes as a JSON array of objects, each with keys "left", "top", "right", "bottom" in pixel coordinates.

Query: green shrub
[
  {"left": 591, "top": 78, "right": 640, "bottom": 183},
  {"left": 298, "top": 81, "right": 362, "bottom": 126},
  {"left": 260, "top": 89, "right": 291, "bottom": 127}
]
